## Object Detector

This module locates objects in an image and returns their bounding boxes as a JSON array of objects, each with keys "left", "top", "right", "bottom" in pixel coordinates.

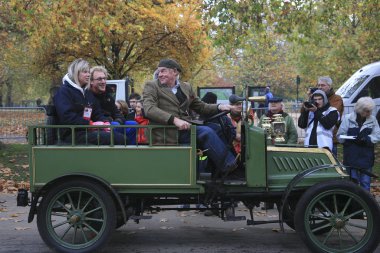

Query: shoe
[
  {"left": 214, "top": 153, "right": 241, "bottom": 179},
  {"left": 221, "top": 163, "right": 238, "bottom": 178}
]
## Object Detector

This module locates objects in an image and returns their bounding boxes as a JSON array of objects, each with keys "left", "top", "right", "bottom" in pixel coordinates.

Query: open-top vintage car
[{"left": 20, "top": 95, "right": 380, "bottom": 253}]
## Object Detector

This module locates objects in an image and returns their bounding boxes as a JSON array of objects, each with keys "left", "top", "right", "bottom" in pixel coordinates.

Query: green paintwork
[
  {"left": 266, "top": 149, "right": 344, "bottom": 190},
  {"left": 245, "top": 126, "right": 267, "bottom": 187},
  {"left": 28, "top": 124, "right": 347, "bottom": 194}
]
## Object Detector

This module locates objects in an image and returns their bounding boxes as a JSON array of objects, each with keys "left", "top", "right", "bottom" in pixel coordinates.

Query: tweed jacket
[{"left": 143, "top": 79, "right": 218, "bottom": 144}]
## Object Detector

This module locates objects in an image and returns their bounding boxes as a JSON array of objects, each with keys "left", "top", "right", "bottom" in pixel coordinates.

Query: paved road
[{"left": 1, "top": 193, "right": 379, "bottom": 253}]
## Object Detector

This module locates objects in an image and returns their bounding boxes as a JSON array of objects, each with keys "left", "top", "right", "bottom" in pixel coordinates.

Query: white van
[{"left": 336, "top": 61, "right": 380, "bottom": 115}]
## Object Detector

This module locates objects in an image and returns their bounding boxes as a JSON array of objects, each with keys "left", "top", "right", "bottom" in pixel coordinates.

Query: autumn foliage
[{"left": 10, "top": 0, "right": 212, "bottom": 82}]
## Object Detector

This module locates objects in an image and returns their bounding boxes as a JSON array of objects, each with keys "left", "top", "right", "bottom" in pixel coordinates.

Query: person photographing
[{"left": 298, "top": 90, "right": 339, "bottom": 151}]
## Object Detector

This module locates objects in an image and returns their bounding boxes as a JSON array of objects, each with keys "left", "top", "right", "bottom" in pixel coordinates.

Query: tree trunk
[
  {"left": 5, "top": 79, "right": 12, "bottom": 107},
  {"left": 47, "top": 75, "right": 62, "bottom": 105}
]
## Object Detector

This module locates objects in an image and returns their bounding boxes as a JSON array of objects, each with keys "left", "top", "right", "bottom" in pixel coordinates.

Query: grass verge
[{"left": 0, "top": 143, "right": 29, "bottom": 192}]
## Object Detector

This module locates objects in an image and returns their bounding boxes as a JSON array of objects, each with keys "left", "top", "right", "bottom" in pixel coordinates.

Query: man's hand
[
  {"left": 218, "top": 104, "right": 241, "bottom": 114},
  {"left": 304, "top": 104, "right": 317, "bottom": 112},
  {"left": 173, "top": 117, "right": 191, "bottom": 130}
]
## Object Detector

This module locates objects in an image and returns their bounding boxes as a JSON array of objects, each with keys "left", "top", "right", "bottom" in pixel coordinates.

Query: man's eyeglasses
[{"left": 93, "top": 77, "right": 107, "bottom": 81}]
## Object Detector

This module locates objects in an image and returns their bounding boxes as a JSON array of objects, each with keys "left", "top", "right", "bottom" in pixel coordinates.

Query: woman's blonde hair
[
  {"left": 354, "top": 97, "right": 375, "bottom": 114},
  {"left": 67, "top": 58, "right": 90, "bottom": 86}
]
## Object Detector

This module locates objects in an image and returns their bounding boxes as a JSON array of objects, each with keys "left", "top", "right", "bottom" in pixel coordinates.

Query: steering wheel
[
  {"left": 203, "top": 111, "right": 229, "bottom": 123},
  {"left": 203, "top": 111, "right": 233, "bottom": 146}
]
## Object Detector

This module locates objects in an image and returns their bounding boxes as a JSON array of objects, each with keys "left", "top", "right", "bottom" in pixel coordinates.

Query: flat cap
[
  {"left": 157, "top": 59, "right": 182, "bottom": 73},
  {"left": 268, "top": 97, "right": 283, "bottom": 103},
  {"left": 229, "top": 94, "right": 245, "bottom": 104}
]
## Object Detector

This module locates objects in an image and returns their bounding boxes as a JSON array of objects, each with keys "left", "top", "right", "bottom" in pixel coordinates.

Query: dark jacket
[
  {"left": 54, "top": 80, "right": 106, "bottom": 139},
  {"left": 92, "top": 86, "right": 125, "bottom": 125},
  {"left": 337, "top": 112, "right": 380, "bottom": 169},
  {"left": 298, "top": 90, "right": 339, "bottom": 149}
]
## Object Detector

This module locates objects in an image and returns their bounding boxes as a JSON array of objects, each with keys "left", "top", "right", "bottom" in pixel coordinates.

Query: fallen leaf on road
[
  {"left": 0, "top": 208, "right": 8, "bottom": 212},
  {"left": 232, "top": 228, "right": 246, "bottom": 232},
  {"left": 15, "top": 227, "right": 31, "bottom": 230},
  {"left": 10, "top": 213, "right": 19, "bottom": 217},
  {"left": 160, "top": 226, "right": 174, "bottom": 230},
  {"left": 0, "top": 217, "right": 10, "bottom": 221},
  {"left": 272, "top": 228, "right": 280, "bottom": 232},
  {"left": 14, "top": 219, "right": 24, "bottom": 223}
]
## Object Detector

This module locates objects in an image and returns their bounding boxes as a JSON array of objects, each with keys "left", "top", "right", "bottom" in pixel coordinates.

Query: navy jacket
[
  {"left": 92, "top": 86, "right": 125, "bottom": 125},
  {"left": 337, "top": 113, "right": 380, "bottom": 169},
  {"left": 54, "top": 81, "right": 106, "bottom": 138}
]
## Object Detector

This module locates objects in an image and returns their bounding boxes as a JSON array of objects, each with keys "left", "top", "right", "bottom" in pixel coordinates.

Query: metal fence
[{"left": 0, "top": 107, "right": 46, "bottom": 144}]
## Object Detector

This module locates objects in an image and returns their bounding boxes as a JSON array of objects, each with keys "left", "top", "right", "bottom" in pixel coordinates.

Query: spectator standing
[
  {"left": 298, "top": 90, "right": 339, "bottom": 151},
  {"left": 264, "top": 86, "right": 273, "bottom": 112},
  {"left": 258, "top": 97, "right": 298, "bottom": 144},
  {"left": 337, "top": 97, "right": 380, "bottom": 191},
  {"left": 317, "top": 76, "right": 344, "bottom": 156}
]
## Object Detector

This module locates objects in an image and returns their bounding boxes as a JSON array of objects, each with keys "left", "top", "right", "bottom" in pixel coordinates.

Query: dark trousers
[{"left": 178, "top": 126, "right": 235, "bottom": 173}]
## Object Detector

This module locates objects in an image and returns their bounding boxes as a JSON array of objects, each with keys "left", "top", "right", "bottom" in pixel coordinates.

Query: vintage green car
[{"left": 22, "top": 108, "right": 380, "bottom": 253}]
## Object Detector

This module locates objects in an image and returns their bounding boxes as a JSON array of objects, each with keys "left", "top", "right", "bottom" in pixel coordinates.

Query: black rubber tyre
[
  {"left": 37, "top": 179, "right": 116, "bottom": 253},
  {"left": 294, "top": 180, "right": 380, "bottom": 253},
  {"left": 278, "top": 200, "right": 296, "bottom": 230}
]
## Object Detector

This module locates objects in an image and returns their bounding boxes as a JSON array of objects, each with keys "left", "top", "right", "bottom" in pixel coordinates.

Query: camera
[{"left": 304, "top": 100, "right": 317, "bottom": 108}]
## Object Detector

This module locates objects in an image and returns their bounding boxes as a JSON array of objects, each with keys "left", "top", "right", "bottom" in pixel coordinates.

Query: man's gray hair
[
  {"left": 318, "top": 76, "right": 333, "bottom": 86},
  {"left": 354, "top": 97, "right": 375, "bottom": 114},
  {"left": 90, "top": 66, "right": 108, "bottom": 80},
  {"left": 67, "top": 58, "right": 90, "bottom": 86},
  {"left": 269, "top": 102, "right": 284, "bottom": 111}
]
